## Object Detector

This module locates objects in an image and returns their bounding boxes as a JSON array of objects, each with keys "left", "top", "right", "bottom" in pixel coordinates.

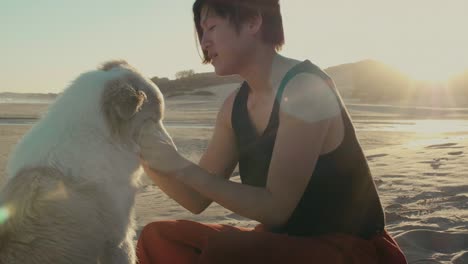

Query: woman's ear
[
  {"left": 101, "top": 78, "right": 148, "bottom": 138},
  {"left": 246, "top": 13, "right": 263, "bottom": 35}
]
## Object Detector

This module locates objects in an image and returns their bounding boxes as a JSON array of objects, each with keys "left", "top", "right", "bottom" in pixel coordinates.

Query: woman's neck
[
  {"left": 240, "top": 52, "right": 299, "bottom": 97},
  {"left": 239, "top": 47, "right": 276, "bottom": 95}
]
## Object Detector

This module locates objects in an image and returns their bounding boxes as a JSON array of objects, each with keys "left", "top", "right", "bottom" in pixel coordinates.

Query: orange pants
[{"left": 136, "top": 220, "right": 407, "bottom": 264}]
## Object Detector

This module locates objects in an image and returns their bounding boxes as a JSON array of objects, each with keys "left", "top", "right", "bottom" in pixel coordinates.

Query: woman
[{"left": 136, "top": 0, "right": 407, "bottom": 263}]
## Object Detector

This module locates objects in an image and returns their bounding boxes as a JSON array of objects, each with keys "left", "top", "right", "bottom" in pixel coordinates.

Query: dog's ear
[
  {"left": 102, "top": 79, "right": 148, "bottom": 137},
  {"left": 99, "top": 60, "right": 129, "bottom": 71}
]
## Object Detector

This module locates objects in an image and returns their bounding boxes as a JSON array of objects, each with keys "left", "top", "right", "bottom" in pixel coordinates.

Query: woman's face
[{"left": 200, "top": 7, "right": 255, "bottom": 76}]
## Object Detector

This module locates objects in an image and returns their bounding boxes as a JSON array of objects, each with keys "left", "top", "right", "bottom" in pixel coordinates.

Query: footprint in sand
[
  {"left": 423, "top": 172, "right": 449, "bottom": 176},
  {"left": 366, "top": 153, "right": 388, "bottom": 161},
  {"left": 383, "top": 174, "right": 406, "bottom": 178},
  {"left": 384, "top": 211, "right": 412, "bottom": 222},
  {"left": 426, "top": 143, "right": 464, "bottom": 149},
  {"left": 374, "top": 178, "right": 384, "bottom": 186},
  {"left": 395, "top": 230, "right": 468, "bottom": 263},
  {"left": 419, "top": 158, "right": 448, "bottom": 169}
]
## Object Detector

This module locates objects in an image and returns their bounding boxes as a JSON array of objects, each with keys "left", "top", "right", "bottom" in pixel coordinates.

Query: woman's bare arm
[{"left": 142, "top": 91, "right": 239, "bottom": 214}]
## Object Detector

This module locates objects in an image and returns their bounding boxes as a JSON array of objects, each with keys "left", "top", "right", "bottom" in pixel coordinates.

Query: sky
[{"left": 1, "top": 0, "right": 468, "bottom": 93}]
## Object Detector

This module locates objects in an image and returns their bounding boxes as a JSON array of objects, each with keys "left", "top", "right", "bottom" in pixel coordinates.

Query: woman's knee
[{"left": 139, "top": 221, "right": 174, "bottom": 242}]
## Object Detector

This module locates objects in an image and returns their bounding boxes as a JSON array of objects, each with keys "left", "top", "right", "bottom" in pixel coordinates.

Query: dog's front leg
[{"left": 98, "top": 238, "right": 136, "bottom": 264}]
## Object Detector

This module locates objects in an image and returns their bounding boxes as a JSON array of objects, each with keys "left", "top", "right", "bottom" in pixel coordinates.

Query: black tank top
[{"left": 231, "top": 60, "right": 385, "bottom": 239}]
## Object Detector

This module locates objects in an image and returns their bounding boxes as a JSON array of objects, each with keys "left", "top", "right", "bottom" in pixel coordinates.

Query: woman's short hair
[{"left": 193, "top": 0, "right": 285, "bottom": 64}]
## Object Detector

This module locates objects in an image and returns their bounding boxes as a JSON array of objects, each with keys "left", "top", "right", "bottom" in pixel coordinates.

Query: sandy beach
[{"left": 1, "top": 84, "right": 467, "bottom": 263}]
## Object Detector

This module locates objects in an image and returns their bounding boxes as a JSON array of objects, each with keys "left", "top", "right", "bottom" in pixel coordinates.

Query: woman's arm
[
  {"left": 173, "top": 116, "right": 336, "bottom": 227},
  {"left": 141, "top": 91, "right": 239, "bottom": 214},
  {"left": 171, "top": 74, "right": 343, "bottom": 228},
  {"left": 142, "top": 164, "right": 207, "bottom": 214}
]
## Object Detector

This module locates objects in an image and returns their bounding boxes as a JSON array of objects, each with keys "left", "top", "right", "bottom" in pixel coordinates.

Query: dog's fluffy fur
[{"left": 0, "top": 60, "right": 166, "bottom": 263}]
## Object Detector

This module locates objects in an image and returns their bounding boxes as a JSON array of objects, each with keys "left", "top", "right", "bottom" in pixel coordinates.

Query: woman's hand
[
  {"left": 139, "top": 157, "right": 155, "bottom": 175},
  {"left": 137, "top": 120, "right": 191, "bottom": 173}
]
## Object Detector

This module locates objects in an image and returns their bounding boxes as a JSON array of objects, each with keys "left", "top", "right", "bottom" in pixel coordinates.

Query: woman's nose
[{"left": 201, "top": 33, "right": 211, "bottom": 50}]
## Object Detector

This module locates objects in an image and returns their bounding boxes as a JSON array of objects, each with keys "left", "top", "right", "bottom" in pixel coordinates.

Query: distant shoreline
[{"left": 2, "top": 117, "right": 468, "bottom": 134}]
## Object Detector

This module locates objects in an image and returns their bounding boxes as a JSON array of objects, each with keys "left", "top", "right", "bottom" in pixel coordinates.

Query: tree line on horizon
[{"left": 2, "top": 60, "right": 467, "bottom": 107}]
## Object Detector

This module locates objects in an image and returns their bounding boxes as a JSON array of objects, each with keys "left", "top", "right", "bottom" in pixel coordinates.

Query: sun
[
  {"left": 396, "top": 59, "right": 467, "bottom": 83},
  {"left": 404, "top": 67, "right": 452, "bottom": 82}
]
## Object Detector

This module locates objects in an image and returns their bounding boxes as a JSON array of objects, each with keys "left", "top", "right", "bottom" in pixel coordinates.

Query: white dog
[{"left": 0, "top": 60, "right": 169, "bottom": 263}]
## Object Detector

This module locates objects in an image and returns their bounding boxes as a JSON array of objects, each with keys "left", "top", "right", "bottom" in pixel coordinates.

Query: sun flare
[
  {"left": 0, "top": 206, "right": 11, "bottom": 224},
  {"left": 395, "top": 120, "right": 468, "bottom": 134},
  {"left": 404, "top": 68, "right": 453, "bottom": 82},
  {"left": 397, "top": 59, "right": 467, "bottom": 83}
]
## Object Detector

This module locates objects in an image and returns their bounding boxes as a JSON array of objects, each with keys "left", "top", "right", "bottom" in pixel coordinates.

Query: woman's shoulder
[
  {"left": 275, "top": 56, "right": 332, "bottom": 91},
  {"left": 216, "top": 83, "right": 244, "bottom": 126},
  {"left": 222, "top": 83, "right": 243, "bottom": 110},
  {"left": 279, "top": 71, "right": 342, "bottom": 122}
]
